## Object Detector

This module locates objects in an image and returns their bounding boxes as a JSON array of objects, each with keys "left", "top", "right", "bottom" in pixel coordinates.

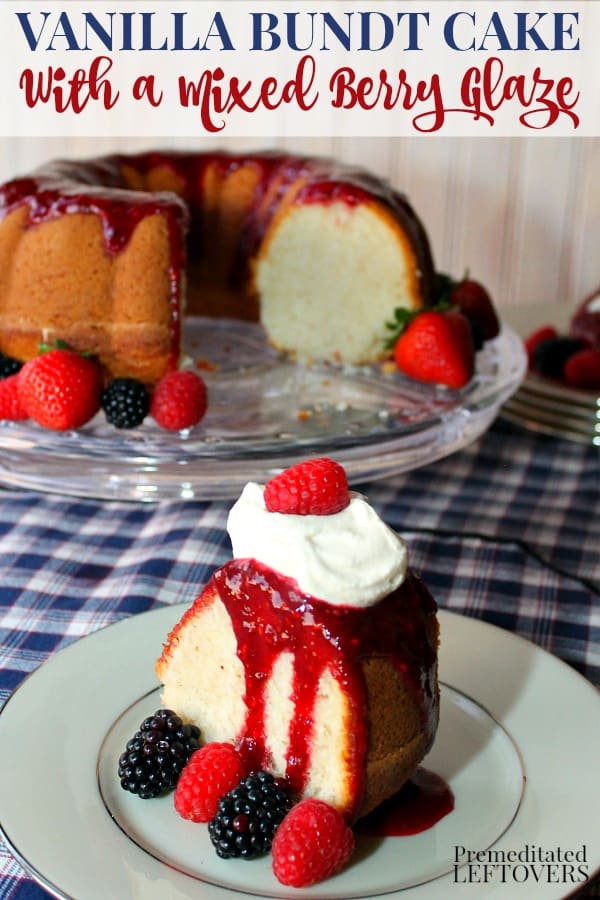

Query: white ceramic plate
[
  {"left": 0, "top": 319, "right": 526, "bottom": 501},
  {"left": 1, "top": 608, "right": 598, "bottom": 900}
]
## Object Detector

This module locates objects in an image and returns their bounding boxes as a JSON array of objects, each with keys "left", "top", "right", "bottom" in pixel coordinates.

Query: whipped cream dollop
[{"left": 226, "top": 482, "right": 408, "bottom": 608}]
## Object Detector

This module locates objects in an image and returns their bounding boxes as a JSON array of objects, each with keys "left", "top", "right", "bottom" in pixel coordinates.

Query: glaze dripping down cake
[
  {"left": 0, "top": 151, "right": 436, "bottom": 382},
  {"left": 156, "top": 462, "right": 439, "bottom": 821}
]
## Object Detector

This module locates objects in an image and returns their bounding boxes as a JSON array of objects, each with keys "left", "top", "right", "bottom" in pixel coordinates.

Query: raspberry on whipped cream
[{"left": 226, "top": 482, "right": 408, "bottom": 608}]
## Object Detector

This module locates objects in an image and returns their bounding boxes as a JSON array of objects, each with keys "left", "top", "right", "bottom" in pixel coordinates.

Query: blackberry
[
  {"left": 532, "top": 337, "right": 586, "bottom": 379},
  {"left": 101, "top": 378, "right": 150, "bottom": 429},
  {"left": 117, "top": 708, "right": 201, "bottom": 799},
  {"left": 208, "top": 770, "right": 291, "bottom": 860},
  {"left": 0, "top": 354, "right": 22, "bottom": 379}
]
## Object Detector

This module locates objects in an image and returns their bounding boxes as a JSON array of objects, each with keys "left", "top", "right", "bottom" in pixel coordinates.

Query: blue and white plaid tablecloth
[{"left": 0, "top": 418, "right": 598, "bottom": 898}]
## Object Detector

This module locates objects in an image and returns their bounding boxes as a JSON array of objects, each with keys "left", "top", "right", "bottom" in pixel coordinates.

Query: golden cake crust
[{"left": 0, "top": 151, "right": 436, "bottom": 381}]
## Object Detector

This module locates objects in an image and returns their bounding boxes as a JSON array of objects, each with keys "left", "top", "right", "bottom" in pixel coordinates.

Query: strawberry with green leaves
[
  {"left": 386, "top": 305, "right": 475, "bottom": 389},
  {"left": 18, "top": 347, "right": 102, "bottom": 431}
]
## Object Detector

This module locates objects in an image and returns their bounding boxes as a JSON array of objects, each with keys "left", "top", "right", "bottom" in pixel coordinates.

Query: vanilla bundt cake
[
  {"left": 0, "top": 151, "right": 436, "bottom": 382},
  {"left": 156, "top": 462, "right": 439, "bottom": 821}
]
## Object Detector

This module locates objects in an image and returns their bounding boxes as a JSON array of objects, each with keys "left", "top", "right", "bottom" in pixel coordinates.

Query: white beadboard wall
[{"left": 0, "top": 136, "right": 598, "bottom": 334}]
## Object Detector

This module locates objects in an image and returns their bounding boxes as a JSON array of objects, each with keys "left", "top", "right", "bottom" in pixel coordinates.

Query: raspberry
[
  {"left": 208, "top": 770, "right": 291, "bottom": 860},
  {"left": 174, "top": 742, "right": 245, "bottom": 823},
  {"left": 101, "top": 378, "right": 150, "bottom": 429},
  {"left": 0, "top": 354, "right": 22, "bottom": 379},
  {"left": 563, "top": 347, "right": 600, "bottom": 390},
  {"left": 264, "top": 458, "right": 349, "bottom": 516},
  {"left": 17, "top": 348, "right": 102, "bottom": 431},
  {"left": 272, "top": 798, "right": 355, "bottom": 887},
  {"left": 150, "top": 370, "right": 208, "bottom": 431},
  {"left": 0, "top": 374, "right": 28, "bottom": 421},
  {"left": 117, "top": 708, "right": 201, "bottom": 799}
]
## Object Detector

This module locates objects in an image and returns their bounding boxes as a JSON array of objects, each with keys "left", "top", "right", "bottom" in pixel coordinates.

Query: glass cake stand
[{"left": 0, "top": 318, "right": 526, "bottom": 501}]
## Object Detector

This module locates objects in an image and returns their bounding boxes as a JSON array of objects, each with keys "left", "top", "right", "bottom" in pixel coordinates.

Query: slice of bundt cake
[
  {"left": 0, "top": 151, "right": 436, "bottom": 382},
  {"left": 156, "top": 459, "right": 439, "bottom": 821}
]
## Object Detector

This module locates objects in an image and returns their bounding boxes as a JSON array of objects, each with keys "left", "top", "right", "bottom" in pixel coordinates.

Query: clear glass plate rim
[
  {"left": 0, "top": 321, "right": 526, "bottom": 499},
  {"left": 0, "top": 323, "right": 525, "bottom": 459}
]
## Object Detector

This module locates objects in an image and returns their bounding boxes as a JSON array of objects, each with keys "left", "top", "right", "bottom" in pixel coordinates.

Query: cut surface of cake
[
  {"left": 156, "top": 461, "right": 439, "bottom": 821},
  {"left": 0, "top": 152, "right": 436, "bottom": 383}
]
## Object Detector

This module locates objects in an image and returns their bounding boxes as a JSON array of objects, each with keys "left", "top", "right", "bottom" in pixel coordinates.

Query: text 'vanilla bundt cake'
[
  {"left": 156, "top": 458, "right": 439, "bottom": 821},
  {"left": 0, "top": 151, "right": 436, "bottom": 382}
]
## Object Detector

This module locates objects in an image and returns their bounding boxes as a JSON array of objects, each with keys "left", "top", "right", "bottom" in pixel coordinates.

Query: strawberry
[
  {"left": 392, "top": 309, "right": 475, "bottom": 389},
  {"left": 446, "top": 276, "right": 500, "bottom": 348},
  {"left": 264, "top": 457, "right": 349, "bottom": 516},
  {"left": 17, "top": 349, "right": 102, "bottom": 430},
  {"left": 0, "top": 373, "right": 28, "bottom": 421},
  {"left": 174, "top": 742, "right": 246, "bottom": 824},
  {"left": 524, "top": 325, "right": 559, "bottom": 364},
  {"left": 272, "top": 798, "right": 355, "bottom": 887},
  {"left": 563, "top": 347, "right": 600, "bottom": 389},
  {"left": 150, "top": 370, "right": 208, "bottom": 431}
]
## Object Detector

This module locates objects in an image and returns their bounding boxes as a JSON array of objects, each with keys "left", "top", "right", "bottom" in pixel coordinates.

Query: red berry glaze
[
  {"left": 563, "top": 348, "right": 600, "bottom": 390},
  {"left": 0, "top": 374, "right": 28, "bottom": 421},
  {"left": 272, "top": 798, "right": 355, "bottom": 888},
  {"left": 264, "top": 457, "right": 349, "bottom": 516},
  {"left": 174, "top": 742, "right": 246, "bottom": 823},
  {"left": 393, "top": 309, "right": 474, "bottom": 389},
  {"left": 17, "top": 349, "right": 102, "bottom": 431},
  {"left": 151, "top": 370, "right": 208, "bottom": 431}
]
